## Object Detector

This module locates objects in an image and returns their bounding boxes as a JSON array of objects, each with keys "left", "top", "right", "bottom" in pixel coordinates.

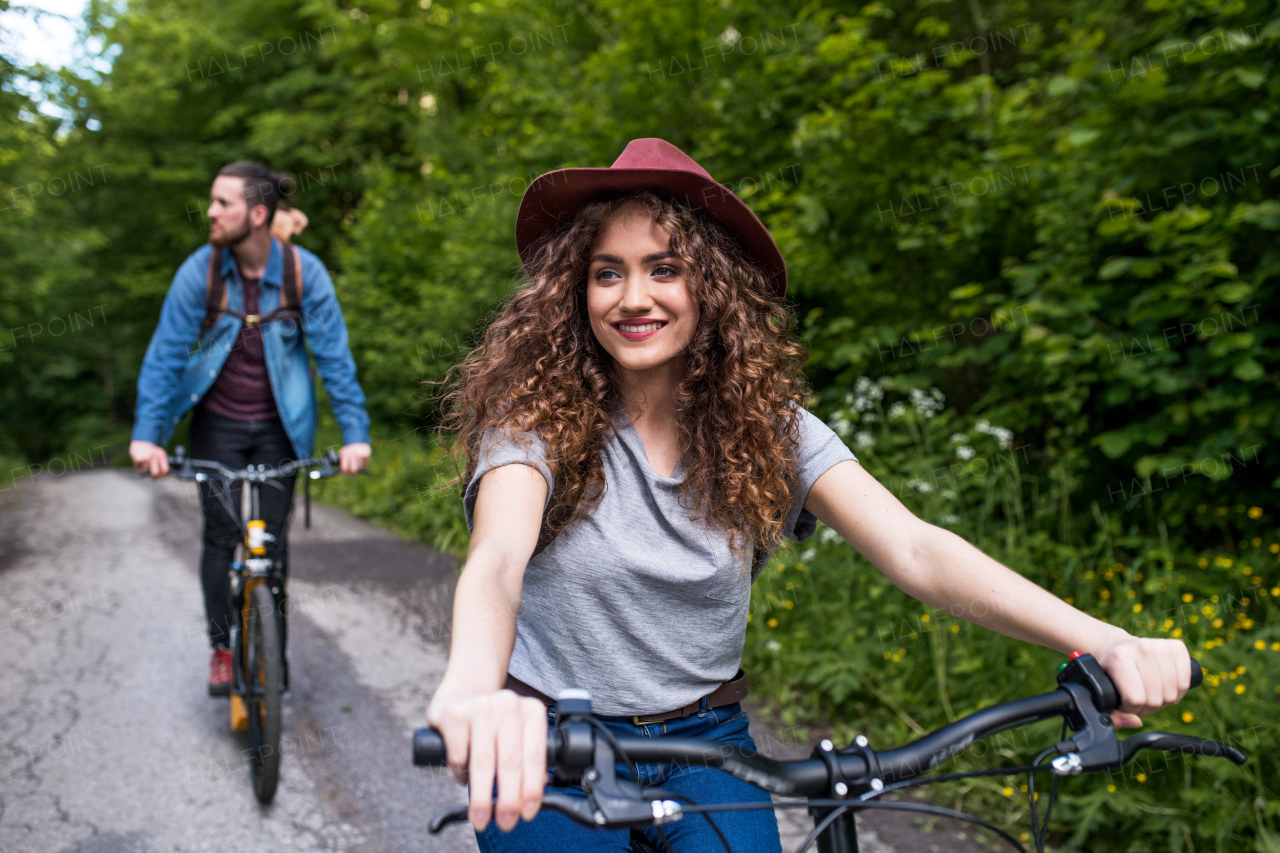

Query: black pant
[{"left": 190, "top": 408, "right": 296, "bottom": 648}]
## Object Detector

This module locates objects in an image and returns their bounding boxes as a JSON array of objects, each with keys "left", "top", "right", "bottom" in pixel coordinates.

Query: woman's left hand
[{"left": 1095, "top": 635, "right": 1193, "bottom": 728}]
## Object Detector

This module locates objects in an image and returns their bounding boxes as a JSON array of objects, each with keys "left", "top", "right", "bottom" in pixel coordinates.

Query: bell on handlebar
[
  {"left": 555, "top": 689, "right": 592, "bottom": 717},
  {"left": 174, "top": 446, "right": 187, "bottom": 464}
]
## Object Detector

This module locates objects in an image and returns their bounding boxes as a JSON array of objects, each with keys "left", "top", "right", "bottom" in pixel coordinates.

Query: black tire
[{"left": 245, "top": 581, "right": 282, "bottom": 803}]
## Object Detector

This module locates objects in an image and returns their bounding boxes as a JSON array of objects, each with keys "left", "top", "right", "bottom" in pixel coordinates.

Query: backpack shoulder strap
[
  {"left": 280, "top": 241, "right": 304, "bottom": 314},
  {"left": 200, "top": 247, "right": 227, "bottom": 337}
]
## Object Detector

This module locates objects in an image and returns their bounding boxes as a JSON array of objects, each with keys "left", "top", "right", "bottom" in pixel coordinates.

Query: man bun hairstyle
[{"left": 217, "top": 160, "right": 294, "bottom": 223}]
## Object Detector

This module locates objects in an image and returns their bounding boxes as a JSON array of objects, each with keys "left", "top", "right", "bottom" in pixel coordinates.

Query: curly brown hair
[{"left": 440, "top": 192, "right": 809, "bottom": 562}]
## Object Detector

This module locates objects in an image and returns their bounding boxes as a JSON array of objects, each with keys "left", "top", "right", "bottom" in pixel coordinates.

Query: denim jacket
[{"left": 132, "top": 239, "right": 371, "bottom": 458}]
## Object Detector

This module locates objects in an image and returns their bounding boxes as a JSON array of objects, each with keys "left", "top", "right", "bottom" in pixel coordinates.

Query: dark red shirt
[{"left": 198, "top": 275, "right": 279, "bottom": 421}]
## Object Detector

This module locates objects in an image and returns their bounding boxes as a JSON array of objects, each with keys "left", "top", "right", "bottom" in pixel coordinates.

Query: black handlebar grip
[{"left": 413, "top": 728, "right": 449, "bottom": 766}]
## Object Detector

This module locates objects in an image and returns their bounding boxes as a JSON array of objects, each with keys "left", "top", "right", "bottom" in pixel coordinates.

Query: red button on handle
[{"left": 1069, "top": 650, "right": 1083, "bottom": 660}]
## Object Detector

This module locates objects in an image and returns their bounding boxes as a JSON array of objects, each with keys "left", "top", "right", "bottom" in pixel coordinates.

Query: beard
[{"left": 209, "top": 215, "right": 252, "bottom": 248}]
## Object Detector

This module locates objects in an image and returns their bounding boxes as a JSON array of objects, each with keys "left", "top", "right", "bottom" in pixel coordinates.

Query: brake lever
[
  {"left": 1119, "top": 731, "right": 1247, "bottom": 766},
  {"left": 427, "top": 793, "right": 599, "bottom": 834}
]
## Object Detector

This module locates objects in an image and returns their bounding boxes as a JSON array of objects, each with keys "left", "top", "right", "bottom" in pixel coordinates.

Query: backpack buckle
[{"left": 243, "top": 314, "right": 260, "bottom": 326}]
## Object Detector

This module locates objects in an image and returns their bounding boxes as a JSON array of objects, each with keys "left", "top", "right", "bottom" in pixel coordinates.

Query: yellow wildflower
[
  {"left": 1181, "top": 711, "right": 1194, "bottom": 723},
  {"left": 1235, "top": 684, "right": 1246, "bottom": 694},
  {"left": 767, "top": 618, "right": 778, "bottom": 628},
  {"left": 1248, "top": 507, "right": 1263, "bottom": 519},
  {"left": 1132, "top": 603, "right": 1143, "bottom": 613}
]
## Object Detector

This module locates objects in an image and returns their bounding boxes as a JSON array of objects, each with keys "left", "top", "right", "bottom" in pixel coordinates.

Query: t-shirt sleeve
[
  {"left": 463, "top": 426, "right": 556, "bottom": 533},
  {"left": 784, "top": 407, "right": 858, "bottom": 543}
]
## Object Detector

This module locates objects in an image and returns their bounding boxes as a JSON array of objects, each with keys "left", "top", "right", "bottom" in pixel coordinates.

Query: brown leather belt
[{"left": 504, "top": 670, "right": 749, "bottom": 727}]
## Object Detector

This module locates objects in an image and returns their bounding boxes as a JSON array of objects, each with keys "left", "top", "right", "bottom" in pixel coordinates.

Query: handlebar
[
  {"left": 159, "top": 445, "right": 343, "bottom": 483},
  {"left": 413, "top": 655, "right": 1242, "bottom": 834}
]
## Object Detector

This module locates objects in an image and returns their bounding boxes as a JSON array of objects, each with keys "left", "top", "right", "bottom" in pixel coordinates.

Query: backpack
[{"left": 200, "top": 241, "right": 304, "bottom": 338}]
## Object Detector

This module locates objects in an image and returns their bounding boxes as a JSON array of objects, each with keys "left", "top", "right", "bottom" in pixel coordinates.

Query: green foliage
[
  {"left": 3, "top": 0, "right": 1279, "bottom": 847},
  {"left": 745, "top": 378, "right": 1279, "bottom": 850}
]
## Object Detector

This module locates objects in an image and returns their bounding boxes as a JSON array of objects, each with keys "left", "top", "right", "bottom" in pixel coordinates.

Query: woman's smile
[{"left": 612, "top": 318, "right": 668, "bottom": 340}]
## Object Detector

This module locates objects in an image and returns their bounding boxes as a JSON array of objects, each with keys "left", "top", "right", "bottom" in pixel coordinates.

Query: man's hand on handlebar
[
  {"left": 130, "top": 440, "right": 170, "bottom": 479},
  {"left": 339, "top": 442, "right": 371, "bottom": 476},
  {"left": 1095, "top": 635, "right": 1193, "bottom": 729},
  {"left": 425, "top": 688, "right": 547, "bottom": 832}
]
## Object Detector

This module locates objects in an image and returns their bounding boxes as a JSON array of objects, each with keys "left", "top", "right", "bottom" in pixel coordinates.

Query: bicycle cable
[
  {"left": 791, "top": 799, "right": 1029, "bottom": 853},
  {"left": 1030, "top": 719, "right": 1068, "bottom": 853},
  {"left": 646, "top": 790, "right": 732, "bottom": 853},
  {"left": 583, "top": 717, "right": 641, "bottom": 783},
  {"left": 652, "top": 822, "right": 677, "bottom": 853}
]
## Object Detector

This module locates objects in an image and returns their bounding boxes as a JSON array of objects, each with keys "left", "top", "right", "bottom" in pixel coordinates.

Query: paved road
[{"left": 0, "top": 470, "right": 983, "bottom": 852}]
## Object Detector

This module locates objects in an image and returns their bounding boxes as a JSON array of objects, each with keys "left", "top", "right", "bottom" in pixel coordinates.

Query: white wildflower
[
  {"left": 765, "top": 639, "right": 781, "bottom": 653},
  {"left": 854, "top": 431, "right": 876, "bottom": 449},
  {"left": 852, "top": 376, "right": 884, "bottom": 412},
  {"left": 909, "top": 387, "right": 944, "bottom": 418},
  {"left": 888, "top": 401, "right": 906, "bottom": 419},
  {"left": 801, "top": 548, "right": 816, "bottom": 562},
  {"left": 909, "top": 478, "right": 933, "bottom": 493},
  {"left": 949, "top": 433, "right": 968, "bottom": 444},
  {"left": 819, "top": 526, "right": 841, "bottom": 544},
  {"left": 941, "top": 513, "right": 960, "bottom": 524},
  {"left": 830, "top": 417, "right": 853, "bottom": 437},
  {"left": 941, "top": 490, "right": 957, "bottom": 501},
  {"left": 956, "top": 445, "right": 975, "bottom": 460},
  {"left": 973, "top": 419, "right": 1014, "bottom": 450}
]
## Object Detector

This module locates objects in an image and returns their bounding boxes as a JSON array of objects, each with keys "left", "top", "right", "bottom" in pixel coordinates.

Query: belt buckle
[
  {"left": 244, "top": 314, "right": 260, "bottom": 326},
  {"left": 631, "top": 715, "right": 664, "bottom": 726}
]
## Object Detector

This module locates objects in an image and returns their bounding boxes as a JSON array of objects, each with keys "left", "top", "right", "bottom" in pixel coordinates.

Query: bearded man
[{"left": 130, "top": 161, "right": 371, "bottom": 695}]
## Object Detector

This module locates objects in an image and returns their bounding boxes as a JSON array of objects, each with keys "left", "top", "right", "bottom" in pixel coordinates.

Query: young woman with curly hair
[{"left": 426, "top": 139, "right": 1194, "bottom": 852}]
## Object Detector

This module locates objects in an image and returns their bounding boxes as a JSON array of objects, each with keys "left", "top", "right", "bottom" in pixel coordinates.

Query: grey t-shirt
[{"left": 463, "top": 407, "right": 856, "bottom": 716}]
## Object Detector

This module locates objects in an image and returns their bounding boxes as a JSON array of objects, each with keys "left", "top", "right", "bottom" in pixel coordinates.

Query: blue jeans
[{"left": 475, "top": 700, "right": 781, "bottom": 853}]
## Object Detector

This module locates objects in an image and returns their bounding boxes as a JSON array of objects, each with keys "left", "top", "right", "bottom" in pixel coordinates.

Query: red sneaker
[{"left": 208, "top": 647, "right": 233, "bottom": 697}]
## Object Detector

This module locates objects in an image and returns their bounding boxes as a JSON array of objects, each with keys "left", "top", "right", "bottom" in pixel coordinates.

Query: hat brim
[{"left": 515, "top": 166, "right": 787, "bottom": 299}]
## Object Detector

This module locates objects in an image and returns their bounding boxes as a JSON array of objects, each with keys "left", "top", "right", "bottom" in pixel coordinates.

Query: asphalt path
[{"left": 0, "top": 469, "right": 991, "bottom": 853}]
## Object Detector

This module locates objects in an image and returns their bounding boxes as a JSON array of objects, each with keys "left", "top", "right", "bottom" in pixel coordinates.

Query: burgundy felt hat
[{"left": 515, "top": 138, "right": 787, "bottom": 299}]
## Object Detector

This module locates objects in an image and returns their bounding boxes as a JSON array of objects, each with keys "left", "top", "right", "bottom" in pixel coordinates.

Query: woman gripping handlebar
[{"left": 425, "top": 139, "right": 1194, "bottom": 853}]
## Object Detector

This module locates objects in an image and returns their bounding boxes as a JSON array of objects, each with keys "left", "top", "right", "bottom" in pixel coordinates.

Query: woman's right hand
[{"left": 426, "top": 688, "right": 549, "bottom": 832}]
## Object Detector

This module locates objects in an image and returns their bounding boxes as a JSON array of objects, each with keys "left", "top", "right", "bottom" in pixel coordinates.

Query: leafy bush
[{"left": 744, "top": 378, "right": 1279, "bottom": 850}]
